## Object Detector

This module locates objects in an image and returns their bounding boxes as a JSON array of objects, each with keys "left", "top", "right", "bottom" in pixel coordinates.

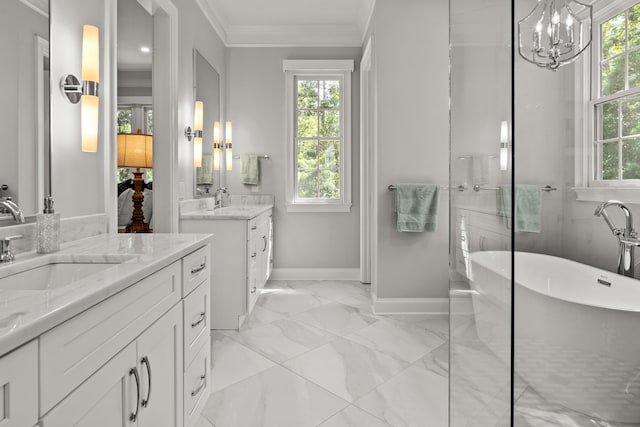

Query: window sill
[
  {"left": 286, "top": 202, "right": 352, "bottom": 213},
  {"left": 573, "top": 187, "right": 640, "bottom": 204}
]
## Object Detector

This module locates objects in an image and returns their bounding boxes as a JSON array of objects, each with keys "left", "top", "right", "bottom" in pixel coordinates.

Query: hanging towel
[
  {"left": 496, "top": 184, "right": 542, "bottom": 233},
  {"left": 196, "top": 154, "right": 214, "bottom": 185},
  {"left": 241, "top": 154, "right": 259, "bottom": 185},
  {"left": 395, "top": 184, "right": 440, "bottom": 232}
]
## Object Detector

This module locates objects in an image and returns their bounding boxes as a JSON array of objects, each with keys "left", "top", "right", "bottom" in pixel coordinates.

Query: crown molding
[
  {"left": 19, "top": 0, "right": 48, "bottom": 18},
  {"left": 225, "top": 24, "right": 363, "bottom": 47},
  {"left": 195, "top": 0, "right": 229, "bottom": 46}
]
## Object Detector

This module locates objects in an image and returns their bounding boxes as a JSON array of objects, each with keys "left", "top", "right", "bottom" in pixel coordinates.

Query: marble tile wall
[{"left": 0, "top": 214, "right": 108, "bottom": 255}]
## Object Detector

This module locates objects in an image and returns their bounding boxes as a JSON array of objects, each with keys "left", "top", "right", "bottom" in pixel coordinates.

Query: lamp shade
[
  {"left": 213, "top": 121, "right": 221, "bottom": 170},
  {"left": 193, "top": 101, "right": 204, "bottom": 167},
  {"left": 118, "top": 133, "right": 153, "bottom": 168},
  {"left": 82, "top": 25, "right": 99, "bottom": 83},
  {"left": 81, "top": 25, "right": 100, "bottom": 152},
  {"left": 225, "top": 121, "right": 233, "bottom": 171}
]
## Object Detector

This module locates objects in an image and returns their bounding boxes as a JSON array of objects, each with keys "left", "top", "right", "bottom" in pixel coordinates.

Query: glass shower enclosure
[{"left": 450, "top": 0, "right": 640, "bottom": 425}]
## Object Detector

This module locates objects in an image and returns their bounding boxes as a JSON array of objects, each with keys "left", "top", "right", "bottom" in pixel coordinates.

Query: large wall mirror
[
  {"left": 0, "top": 0, "right": 49, "bottom": 221},
  {"left": 193, "top": 49, "right": 221, "bottom": 197}
]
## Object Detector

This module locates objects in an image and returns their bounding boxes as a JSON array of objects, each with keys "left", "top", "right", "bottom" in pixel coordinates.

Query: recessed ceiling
[
  {"left": 197, "top": 0, "right": 376, "bottom": 46},
  {"left": 117, "top": 0, "right": 153, "bottom": 71}
]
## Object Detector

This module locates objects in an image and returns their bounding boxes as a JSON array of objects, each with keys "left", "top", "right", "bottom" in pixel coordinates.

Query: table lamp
[{"left": 117, "top": 130, "right": 152, "bottom": 233}]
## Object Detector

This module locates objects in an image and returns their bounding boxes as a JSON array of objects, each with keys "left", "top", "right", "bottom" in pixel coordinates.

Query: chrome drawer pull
[
  {"left": 251, "top": 225, "right": 257, "bottom": 230},
  {"left": 191, "top": 312, "right": 206, "bottom": 328},
  {"left": 191, "top": 262, "right": 206, "bottom": 274},
  {"left": 262, "top": 235, "right": 267, "bottom": 252},
  {"left": 191, "top": 374, "right": 206, "bottom": 396},
  {"left": 141, "top": 356, "right": 152, "bottom": 408},
  {"left": 251, "top": 287, "right": 257, "bottom": 294},
  {"left": 129, "top": 367, "right": 141, "bottom": 421},
  {"left": 251, "top": 252, "right": 257, "bottom": 258}
]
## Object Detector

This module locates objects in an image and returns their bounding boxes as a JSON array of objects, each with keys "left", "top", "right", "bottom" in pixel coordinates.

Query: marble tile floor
[{"left": 197, "top": 279, "right": 450, "bottom": 427}]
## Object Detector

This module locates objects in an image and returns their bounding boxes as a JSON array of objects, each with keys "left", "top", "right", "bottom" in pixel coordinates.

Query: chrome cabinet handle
[
  {"left": 129, "top": 367, "right": 141, "bottom": 422},
  {"left": 251, "top": 225, "right": 257, "bottom": 230},
  {"left": 251, "top": 286, "right": 257, "bottom": 294},
  {"left": 191, "top": 374, "right": 206, "bottom": 396},
  {"left": 191, "top": 312, "right": 206, "bottom": 328},
  {"left": 191, "top": 262, "right": 206, "bottom": 275},
  {"left": 262, "top": 235, "right": 267, "bottom": 252},
  {"left": 251, "top": 252, "right": 257, "bottom": 258},
  {"left": 141, "top": 357, "right": 152, "bottom": 408}
]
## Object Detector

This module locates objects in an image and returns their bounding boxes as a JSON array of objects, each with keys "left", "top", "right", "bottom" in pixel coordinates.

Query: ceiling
[
  {"left": 117, "top": 0, "right": 153, "bottom": 70},
  {"left": 198, "top": 0, "right": 376, "bottom": 46}
]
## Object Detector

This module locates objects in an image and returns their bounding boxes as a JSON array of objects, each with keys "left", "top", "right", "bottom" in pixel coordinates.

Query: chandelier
[{"left": 518, "top": 0, "right": 593, "bottom": 71}]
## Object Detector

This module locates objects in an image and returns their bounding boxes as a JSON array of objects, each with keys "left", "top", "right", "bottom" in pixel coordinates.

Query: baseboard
[
  {"left": 372, "top": 297, "right": 449, "bottom": 315},
  {"left": 270, "top": 268, "right": 360, "bottom": 281}
]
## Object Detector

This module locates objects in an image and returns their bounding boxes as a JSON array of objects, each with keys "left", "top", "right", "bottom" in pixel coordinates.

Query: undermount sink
[{"left": 0, "top": 262, "right": 121, "bottom": 292}]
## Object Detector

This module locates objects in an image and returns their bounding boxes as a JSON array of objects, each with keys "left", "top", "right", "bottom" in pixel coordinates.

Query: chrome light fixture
[
  {"left": 185, "top": 101, "right": 204, "bottom": 167},
  {"left": 518, "top": 0, "right": 593, "bottom": 71},
  {"left": 500, "top": 121, "right": 509, "bottom": 171},
  {"left": 60, "top": 25, "right": 100, "bottom": 152}
]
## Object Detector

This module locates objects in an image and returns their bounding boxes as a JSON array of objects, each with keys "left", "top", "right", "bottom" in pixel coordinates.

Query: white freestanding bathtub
[{"left": 469, "top": 251, "right": 640, "bottom": 423}]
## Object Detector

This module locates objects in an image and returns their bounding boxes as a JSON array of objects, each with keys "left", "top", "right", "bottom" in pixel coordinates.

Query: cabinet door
[
  {"left": 40, "top": 343, "right": 137, "bottom": 427},
  {"left": 0, "top": 340, "right": 37, "bottom": 427},
  {"left": 137, "top": 304, "right": 184, "bottom": 427}
]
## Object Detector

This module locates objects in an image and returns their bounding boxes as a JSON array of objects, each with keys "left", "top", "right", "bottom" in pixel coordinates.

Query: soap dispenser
[{"left": 36, "top": 196, "right": 60, "bottom": 253}]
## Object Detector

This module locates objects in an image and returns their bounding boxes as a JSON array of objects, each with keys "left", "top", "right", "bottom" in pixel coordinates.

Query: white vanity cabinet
[
  {"left": 40, "top": 303, "right": 183, "bottom": 427},
  {"left": 180, "top": 207, "right": 273, "bottom": 329},
  {"left": 0, "top": 340, "right": 38, "bottom": 427},
  {"left": 0, "top": 240, "right": 212, "bottom": 427}
]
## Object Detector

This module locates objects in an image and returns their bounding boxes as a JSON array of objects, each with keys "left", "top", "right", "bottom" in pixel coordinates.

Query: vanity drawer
[
  {"left": 184, "top": 280, "right": 210, "bottom": 367},
  {"left": 182, "top": 244, "right": 210, "bottom": 297},
  {"left": 184, "top": 341, "right": 210, "bottom": 427},
  {"left": 39, "top": 261, "right": 181, "bottom": 415}
]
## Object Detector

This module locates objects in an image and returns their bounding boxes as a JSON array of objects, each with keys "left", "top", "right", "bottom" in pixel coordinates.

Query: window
[
  {"left": 591, "top": 1, "right": 640, "bottom": 185},
  {"left": 284, "top": 60, "right": 354, "bottom": 212}
]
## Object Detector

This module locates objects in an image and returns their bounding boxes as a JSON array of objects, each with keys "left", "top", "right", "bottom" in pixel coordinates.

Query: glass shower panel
[{"left": 449, "top": 0, "right": 513, "bottom": 426}]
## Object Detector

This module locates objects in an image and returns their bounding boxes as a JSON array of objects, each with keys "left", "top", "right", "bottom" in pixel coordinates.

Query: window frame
[
  {"left": 283, "top": 60, "right": 354, "bottom": 213},
  {"left": 576, "top": 0, "right": 640, "bottom": 202}
]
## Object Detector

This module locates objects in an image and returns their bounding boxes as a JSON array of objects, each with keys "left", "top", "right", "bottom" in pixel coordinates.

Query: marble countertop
[
  {"left": 0, "top": 233, "right": 213, "bottom": 357},
  {"left": 180, "top": 204, "right": 273, "bottom": 220}
]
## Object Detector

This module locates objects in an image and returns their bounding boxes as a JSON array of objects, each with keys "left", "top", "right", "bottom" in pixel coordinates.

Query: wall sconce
[
  {"left": 213, "top": 121, "right": 221, "bottom": 171},
  {"left": 60, "top": 25, "right": 100, "bottom": 152},
  {"left": 185, "top": 101, "right": 204, "bottom": 167},
  {"left": 225, "top": 121, "right": 233, "bottom": 171},
  {"left": 500, "top": 121, "right": 509, "bottom": 171}
]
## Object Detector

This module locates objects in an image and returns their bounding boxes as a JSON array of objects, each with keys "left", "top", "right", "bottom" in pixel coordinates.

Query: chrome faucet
[
  {"left": 0, "top": 198, "right": 25, "bottom": 224},
  {"left": 0, "top": 235, "right": 23, "bottom": 263},
  {"left": 594, "top": 200, "right": 640, "bottom": 278},
  {"left": 214, "top": 187, "right": 228, "bottom": 209}
]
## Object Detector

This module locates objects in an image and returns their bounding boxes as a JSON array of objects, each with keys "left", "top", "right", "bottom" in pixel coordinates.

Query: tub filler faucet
[{"left": 594, "top": 200, "right": 640, "bottom": 278}]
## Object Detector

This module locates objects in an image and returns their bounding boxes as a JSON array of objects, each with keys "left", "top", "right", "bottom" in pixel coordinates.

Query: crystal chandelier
[{"left": 518, "top": 0, "right": 593, "bottom": 71}]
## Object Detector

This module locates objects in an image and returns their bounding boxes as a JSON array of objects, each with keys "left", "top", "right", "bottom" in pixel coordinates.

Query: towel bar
[
  {"left": 388, "top": 184, "right": 557, "bottom": 192},
  {"left": 232, "top": 154, "right": 270, "bottom": 160},
  {"left": 471, "top": 185, "right": 557, "bottom": 192},
  {"left": 388, "top": 185, "right": 464, "bottom": 191}
]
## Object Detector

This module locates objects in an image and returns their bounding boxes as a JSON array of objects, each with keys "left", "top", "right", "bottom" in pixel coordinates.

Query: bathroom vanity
[
  {"left": 0, "top": 233, "right": 212, "bottom": 427},
  {"left": 180, "top": 203, "right": 273, "bottom": 329}
]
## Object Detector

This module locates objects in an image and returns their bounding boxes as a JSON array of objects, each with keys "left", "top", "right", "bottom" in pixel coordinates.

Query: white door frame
[
  {"left": 360, "top": 36, "right": 375, "bottom": 284},
  {"left": 137, "top": 0, "right": 179, "bottom": 232}
]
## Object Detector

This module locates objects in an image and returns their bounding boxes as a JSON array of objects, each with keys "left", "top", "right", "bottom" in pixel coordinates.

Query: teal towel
[
  {"left": 196, "top": 154, "right": 213, "bottom": 185},
  {"left": 496, "top": 185, "right": 542, "bottom": 233},
  {"left": 241, "top": 154, "right": 259, "bottom": 185},
  {"left": 395, "top": 184, "right": 440, "bottom": 232}
]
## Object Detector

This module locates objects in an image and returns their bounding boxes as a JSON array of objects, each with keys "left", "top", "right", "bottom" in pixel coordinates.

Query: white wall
[
  {"left": 372, "top": 0, "right": 450, "bottom": 299},
  {"left": 50, "top": 0, "right": 111, "bottom": 217},
  {"left": 225, "top": 47, "right": 361, "bottom": 269}
]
